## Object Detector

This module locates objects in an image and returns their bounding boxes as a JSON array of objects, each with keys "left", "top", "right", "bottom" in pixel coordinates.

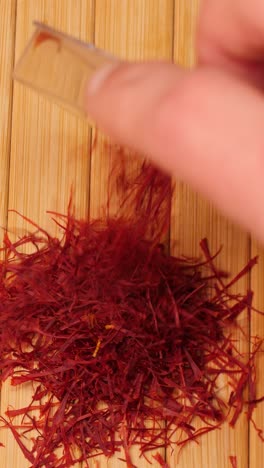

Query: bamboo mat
[{"left": 0, "top": 1, "right": 263, "bottom": 467}]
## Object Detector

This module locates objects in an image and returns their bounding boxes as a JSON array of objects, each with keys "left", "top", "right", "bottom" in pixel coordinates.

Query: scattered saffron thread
[
  {"left": 229, "top": 455, "right": 238, "bottom": 468},
  {"left": 34, "top": 31, "right": 61, "bottom": 50}
]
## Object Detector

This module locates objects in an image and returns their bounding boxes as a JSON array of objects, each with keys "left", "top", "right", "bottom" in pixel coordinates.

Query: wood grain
[
  {"left": 0, "top": 1, "right": 261, "bottom": 467},
  {"left": 90, "top": 1, "right": 174, "bottom": 464}
]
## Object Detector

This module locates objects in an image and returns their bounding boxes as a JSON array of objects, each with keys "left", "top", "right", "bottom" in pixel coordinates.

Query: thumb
[
  {"left": 85, "top": 61, "right": 186, "bottom": 152},
  {"left": 84, "top": 61, "right": 264, "bottom": 242}
]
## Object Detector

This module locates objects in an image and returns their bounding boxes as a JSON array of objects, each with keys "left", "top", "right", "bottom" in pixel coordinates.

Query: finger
[
  {"left": 85, "top": 62, "right": 264, "bottom": 242},
  {"left": 197, "top": 0, "right": 264, "bottom": 87}
]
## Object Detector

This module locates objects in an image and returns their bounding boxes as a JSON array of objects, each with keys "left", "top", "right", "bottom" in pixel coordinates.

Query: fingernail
[{"left": 87, "top": 62, "right": 120, "bottom": 95}]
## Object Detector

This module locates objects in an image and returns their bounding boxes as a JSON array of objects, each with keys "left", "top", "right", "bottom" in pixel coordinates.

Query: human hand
[{"left": 84, "top": 0, "right": 264, "bottom": 242}]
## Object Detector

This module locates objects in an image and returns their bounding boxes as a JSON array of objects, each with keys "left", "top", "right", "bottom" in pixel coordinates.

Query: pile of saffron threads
[{"left": 0, "top": 158, "right": 262, "bottom": 468}]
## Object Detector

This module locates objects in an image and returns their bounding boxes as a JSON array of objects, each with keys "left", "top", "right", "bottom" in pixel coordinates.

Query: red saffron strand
[
  {"left": 0, "top": 155, "right": 263, "bottom": 467},
  {"left": 229, "top": 455, "right": 238, "bottom": 468},
  {"left": 34, "top": 31, "right": 61, "bottom": 51},
  {"left": 152, "top": 452, "right": 169, "bottom": 467}
]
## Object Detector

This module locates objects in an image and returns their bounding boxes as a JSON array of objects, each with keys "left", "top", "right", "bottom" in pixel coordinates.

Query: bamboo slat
[
  {"left": 90, "top": 0, "right": 174, "bottom": 218},
  {"left": 169, "top": 2, "right": 250, "bottom": 467},
  {"left": 0, "top": 0, "right": 16, "bottom": 243},
  {"left": 90, "top": 1, "right": 174, "bottom": 465},
  {"left": 250, "top": 241, "right": 264, "bottom": 468},
  {"left": 1, "top": 1, "right": 94, "bottom": 467},
  {"left": 0, "top": 0, "right": 17, "bottom": 456}
]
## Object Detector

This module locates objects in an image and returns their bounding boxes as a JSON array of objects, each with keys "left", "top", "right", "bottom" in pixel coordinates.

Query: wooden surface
[{"left": 0, "top": 1, "right": 263, "bottom": 467}]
